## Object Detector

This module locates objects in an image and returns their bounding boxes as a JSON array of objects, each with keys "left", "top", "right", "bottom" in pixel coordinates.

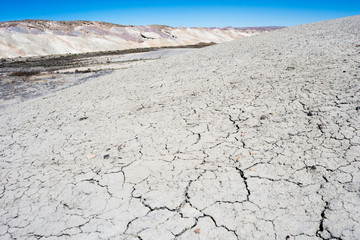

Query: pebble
[{"left": 103, "top": 154, "right": 110, "bottom": 159}]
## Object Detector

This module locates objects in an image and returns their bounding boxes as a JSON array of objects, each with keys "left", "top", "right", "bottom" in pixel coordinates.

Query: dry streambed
[{"left": 0, "top": 47, "right": 199, "bottom": 107}]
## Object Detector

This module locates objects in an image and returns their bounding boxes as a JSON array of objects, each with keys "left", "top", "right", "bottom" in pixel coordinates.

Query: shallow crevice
[{"left": 235, "top": 167, "right": 251, "bottom": 201}]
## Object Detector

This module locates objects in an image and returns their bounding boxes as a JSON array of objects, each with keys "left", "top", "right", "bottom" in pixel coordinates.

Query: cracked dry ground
[{"left": 1, "top": 16, "right": 360, "bottom": 240}]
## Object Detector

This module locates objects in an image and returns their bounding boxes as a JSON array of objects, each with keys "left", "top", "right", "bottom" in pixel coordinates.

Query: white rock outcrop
[{"left": 0, "top": 20, "right": 280, "bottom": 58}]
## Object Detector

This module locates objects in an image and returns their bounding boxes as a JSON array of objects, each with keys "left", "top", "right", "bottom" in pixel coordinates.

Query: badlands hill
[
  {"left": 0, "top": 16, "right": 360, "bottom": 239},
  {"left": 0, "top": 20, "right": 282, "bottom": 58}
]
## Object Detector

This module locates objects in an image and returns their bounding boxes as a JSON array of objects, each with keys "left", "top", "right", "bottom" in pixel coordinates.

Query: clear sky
[{"left": 1, "top": 0, "right": 359, "bottom": 27}]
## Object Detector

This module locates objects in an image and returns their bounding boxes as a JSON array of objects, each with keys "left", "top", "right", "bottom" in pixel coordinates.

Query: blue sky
[{"left": 1, "top": 0, "right": 359, "bottom": 27}]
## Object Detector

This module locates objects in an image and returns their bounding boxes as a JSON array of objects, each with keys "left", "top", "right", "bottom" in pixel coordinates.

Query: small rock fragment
[
  {"left": 311, "top": 165, "right": 317, "bottom": 170},
  {"left": 79, "top": 117, "right": 88, "bottom": 121},
  {"left": 87, "top": 154, "right": 96, "bottom": 160},
  {"left": 236, "top": 156, "right": 241, "bottom": 162},
  {"left": 286, "top": 236, "right": 291, "bottom": 240},
  {"left": 260, "top": 115, "right": 267, "bottom": 120},
  {"left": 103, "top": 154, "right": 110, "bottom": 159},
  {"left": 317, "top": 123, "right": 325, "bottom": 130},
  {"left": 286, "top": 66, "right": 295, "bottom": 71},
  {"left": 307, "top": 111, "right": 313, "bottom": 116},
  {"left": 356, "top": 106, "right": 360, "bottom": 111},
  {"left": 117, "top": 144, "right": 125, "bottom": 151},
  {"left": 194, "top": 228, "right": 200, "bottom": 234}
]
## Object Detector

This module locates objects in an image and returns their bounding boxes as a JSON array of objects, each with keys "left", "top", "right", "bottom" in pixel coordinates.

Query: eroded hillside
[{"left": 0, "top": 20, "right": 283, "bottom": 58}]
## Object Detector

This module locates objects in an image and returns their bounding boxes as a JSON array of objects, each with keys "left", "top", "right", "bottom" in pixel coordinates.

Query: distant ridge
[{"left": 0, "top": 20, "right": 284, "bottom": 58}]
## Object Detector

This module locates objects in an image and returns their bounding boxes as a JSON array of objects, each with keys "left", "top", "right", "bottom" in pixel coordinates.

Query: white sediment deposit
[
  {"left": 0, "top": 20, "right": 280, "bottom": 58},
  {"left": 0, "top": 15, "right": 360, "bottom": 239}
]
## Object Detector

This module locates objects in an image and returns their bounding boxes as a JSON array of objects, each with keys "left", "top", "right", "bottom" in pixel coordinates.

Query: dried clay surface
[{"left": 0, "top": 16, "right": 360, "bottom": 239}]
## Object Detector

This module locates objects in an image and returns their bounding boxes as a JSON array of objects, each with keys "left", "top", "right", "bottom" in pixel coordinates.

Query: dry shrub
[{"left": 10, "top": 70, "right": 40, "bottom": 76}]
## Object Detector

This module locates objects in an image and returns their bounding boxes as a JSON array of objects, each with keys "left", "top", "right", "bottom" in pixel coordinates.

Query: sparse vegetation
[
  {"left": 75, "top": 68, "right": 92, "bottom": 73},
  {"left": 0, "top": 43, "right": 215, "bottom": 73},
  {"left": 10, "top": 70, "right": 40, "bottom": 77}
]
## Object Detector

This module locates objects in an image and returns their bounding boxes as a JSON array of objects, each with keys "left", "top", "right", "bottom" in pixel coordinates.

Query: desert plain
[{"left": 0, "top": 16, "right": 359, "bottom": 239}]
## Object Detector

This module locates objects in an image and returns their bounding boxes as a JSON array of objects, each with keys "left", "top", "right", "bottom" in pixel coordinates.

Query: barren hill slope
[
  {"left": 0, "top": 20, "right": 281, "bottom": 58},
  {"left": 0, "top": 16, "right": 359, "bottom": 239}
]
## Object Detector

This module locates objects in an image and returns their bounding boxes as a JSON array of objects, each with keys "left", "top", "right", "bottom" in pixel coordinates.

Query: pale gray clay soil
[{"left": 0, "top": 16, "right": 359, "bottom": 239}]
